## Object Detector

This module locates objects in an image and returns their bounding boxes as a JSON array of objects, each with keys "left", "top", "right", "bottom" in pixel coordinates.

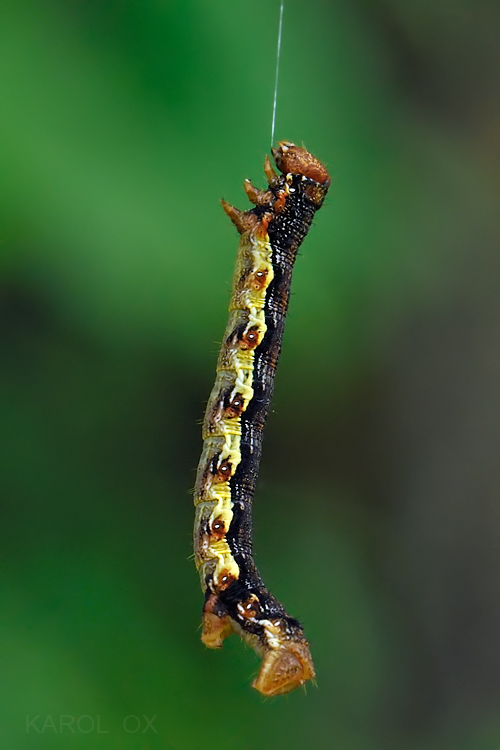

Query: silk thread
[{"left": 270, "top": 0, "right": 285, "bottom": 147}]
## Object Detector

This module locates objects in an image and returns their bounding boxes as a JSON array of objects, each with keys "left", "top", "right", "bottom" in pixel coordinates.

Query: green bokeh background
[{"left": 1, "top": 1, "right": 500, "bottom": 748}]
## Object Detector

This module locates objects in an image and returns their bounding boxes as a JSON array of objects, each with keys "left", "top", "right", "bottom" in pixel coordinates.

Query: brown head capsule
[{"left": 272, "top": 141, "right": 330, "bottom": 187}]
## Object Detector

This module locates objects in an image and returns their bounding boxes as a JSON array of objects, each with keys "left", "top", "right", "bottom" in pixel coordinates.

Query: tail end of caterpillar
[{"left": 251, "top": 641, "right": 315, "bottom": 697}]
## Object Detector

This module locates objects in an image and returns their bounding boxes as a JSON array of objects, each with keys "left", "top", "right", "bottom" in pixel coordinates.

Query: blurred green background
[{"left": 1, "top": 1, "right": 500, "bottom": 748}]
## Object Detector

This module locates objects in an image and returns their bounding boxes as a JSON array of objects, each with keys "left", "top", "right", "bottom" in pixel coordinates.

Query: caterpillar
[{"left": 193, "top": 142, "right": 330, "bottom": 697}]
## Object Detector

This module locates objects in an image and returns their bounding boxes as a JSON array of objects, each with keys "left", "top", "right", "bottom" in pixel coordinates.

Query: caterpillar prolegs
[{"left": 193, "top": 143, "right": 330, "bottom": 696}]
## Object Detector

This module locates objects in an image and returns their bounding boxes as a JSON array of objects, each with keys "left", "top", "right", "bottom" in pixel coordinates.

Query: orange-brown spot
[
  {"left": 252, "top": 269, "right": 269, "bottom": 291},
  {"left": 240, "top": 325, "right": 260, "bottom": 350},
  {"left": 216, "top": 569, "right": 237, "bottom": 591},
  {"left": 273, "top": 188, "right": 287, "bottom": 213},
  {"left": 224, "top": 392, "right": 245, "bottom": 418},
  {"left": 213, "top": 458, "right": 232, "bottom": 482},
  {"left": 238, "top": 594, "right": 260, "bottom": 619},
  {"left": 210, "top": 516, "right": 226, "bottom": 541},
  {"left": 254, "top": 213, "right": 272, "bottom": 240}
]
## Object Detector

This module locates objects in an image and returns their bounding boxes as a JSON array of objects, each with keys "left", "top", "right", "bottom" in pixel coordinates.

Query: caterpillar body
[{"left": 193, "top": 142, "right": 330, "bottom": 697}]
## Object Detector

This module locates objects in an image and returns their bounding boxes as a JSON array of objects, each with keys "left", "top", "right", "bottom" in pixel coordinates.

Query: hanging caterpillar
[{"left": 193, "top": 142, "right": 330, "bottom": 696}]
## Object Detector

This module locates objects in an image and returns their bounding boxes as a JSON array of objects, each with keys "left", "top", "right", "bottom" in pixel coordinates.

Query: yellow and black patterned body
[{"left": 193, "top": 143, "right": 330, "bottom": 696}]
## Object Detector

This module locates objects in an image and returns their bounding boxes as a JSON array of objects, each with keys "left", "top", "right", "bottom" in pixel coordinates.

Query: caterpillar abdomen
[{"left": 193, "top": 142, "right": 330, "bottom": 697}]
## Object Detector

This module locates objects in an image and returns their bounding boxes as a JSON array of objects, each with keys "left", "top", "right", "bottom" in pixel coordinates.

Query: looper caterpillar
[{"left": 193, "top": 142, "right": 330, "bottom": 696}]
